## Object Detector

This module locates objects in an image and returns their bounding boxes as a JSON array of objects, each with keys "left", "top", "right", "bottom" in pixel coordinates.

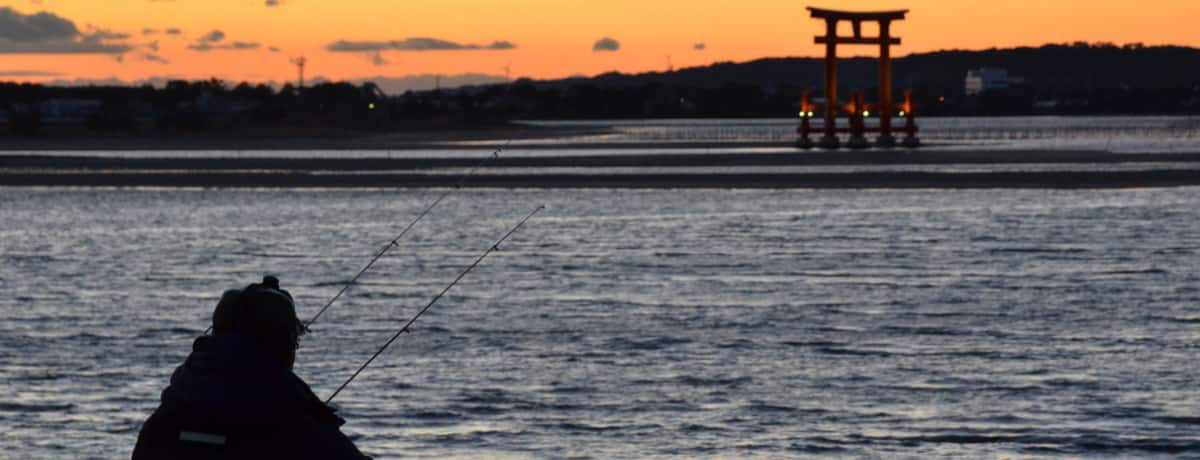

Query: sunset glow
[{"left": 2, "top": 0, "right": 1198, "bottom": 86}]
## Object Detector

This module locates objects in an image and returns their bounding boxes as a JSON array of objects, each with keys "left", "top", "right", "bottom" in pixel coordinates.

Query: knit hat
[{"left": 212, "top": 276, "right": 307, "bottom": 361}]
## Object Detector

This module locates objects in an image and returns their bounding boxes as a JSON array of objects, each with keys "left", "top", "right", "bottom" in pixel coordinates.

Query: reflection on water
[
  {"left": 2, "top": 188, "right": 1200, "bottom": 458},
  {"left": 513, "top": 116, "right": 1200, "bottom": 153}
]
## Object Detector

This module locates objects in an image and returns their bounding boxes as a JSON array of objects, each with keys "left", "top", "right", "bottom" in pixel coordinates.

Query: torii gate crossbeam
[{"left": 803, "top": 7, "right": 917, "bottom": 149}]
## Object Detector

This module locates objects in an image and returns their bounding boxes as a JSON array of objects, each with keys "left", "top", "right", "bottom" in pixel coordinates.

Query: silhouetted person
[{"left": 133, "top": 276, "right": 369, "bottom": 459}]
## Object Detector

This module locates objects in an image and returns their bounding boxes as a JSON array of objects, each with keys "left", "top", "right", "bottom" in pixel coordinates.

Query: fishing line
[
  {"left": 325, "top": 204, "right": 544, "bottom": 403},
  {"left": 203, "top": 139, "right": 511, "bottom": 335},
  {"left": 304, "top": 139, "right": 511, "bottom": 328}
]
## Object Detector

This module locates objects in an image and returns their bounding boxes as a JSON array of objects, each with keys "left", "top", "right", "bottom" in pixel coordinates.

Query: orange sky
[{"left": 2, "top": 0, "right": 1199, "bottom": 85}]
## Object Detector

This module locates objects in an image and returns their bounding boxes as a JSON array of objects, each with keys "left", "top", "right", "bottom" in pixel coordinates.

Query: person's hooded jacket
[{"left": 132, "top": 334, "right": 369, "bottom": 459}]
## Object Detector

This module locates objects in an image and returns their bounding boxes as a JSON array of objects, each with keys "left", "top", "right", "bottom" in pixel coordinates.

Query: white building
[{"left": 964, "top": 68, "right": 1012, "bottom": 96}]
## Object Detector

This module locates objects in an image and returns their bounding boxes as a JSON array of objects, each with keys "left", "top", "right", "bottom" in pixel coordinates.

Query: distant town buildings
[
  {"left": 41, "top": 99, "right": 102, "bottom": 123},
  {"left": 965, "top": 68, "right": 1023, "bottom": 96}
]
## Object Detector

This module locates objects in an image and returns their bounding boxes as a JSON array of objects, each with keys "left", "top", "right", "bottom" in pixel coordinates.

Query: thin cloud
[
  {"left": 28, "top": 73, "right": 507, "bottom": 94},
  {"left": 0, "top": 69, "right": 63, "bottom": 77},
  {"left": 189, "top": 41, "right": 260, "bottom": 52},
  {"left": 367, "top": 51, "right": 388, "bottom": 66},
  {"left": 199, "top": 30, "right": 224, "bottom": 43},
  {"left": 188, "top": 30, "right": 260, "bottom": 51},
  {"left": 165, "top": 28, "right": 182, "bottom": 35},
  {"left": 593, "top": 37, "right": 620, "bottom": 52},
  {"left": 84, "top": 27, "right": 131, "bottom": 41},
  {"left": 327, "top": 37, "right": 516, "bottom": 52},
  {"left": 25, "top": 36, "right": 135, "bottom": 54},
  {"left": 0, "top": 7, "right": 132, "bottom": 54},
  {"left": 48, "top": 77, "right": 142, "bottom": 86},
  {"left": 355, "top": 73, "right": 508, "bottom": 93},
  {"left": 43, "top": 76, "right": 186, "bottom": 88},
  {"left": 143, "top": 52, "right": 168, "bottom": 64}
]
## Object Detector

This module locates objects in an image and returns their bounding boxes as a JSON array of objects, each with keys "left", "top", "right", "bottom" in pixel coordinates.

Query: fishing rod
[
  {"left": 325, "top": 204, "right": 545, "bottom": 404},
  {"left": 202, "top": 140, "right": 510, "bottom": 335},
  {"left": 304, "top": 140, "right": 511, "bottom": 328}
]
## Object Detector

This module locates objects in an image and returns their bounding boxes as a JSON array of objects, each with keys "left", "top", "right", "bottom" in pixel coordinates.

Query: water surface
[{"left": 2, "top": 187, "right": 1199, "bottom": 458}]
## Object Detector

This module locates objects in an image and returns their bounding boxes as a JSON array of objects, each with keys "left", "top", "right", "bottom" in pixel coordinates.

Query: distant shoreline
[
  {"left": 5, "top": 150, "right": 1200, "bottom": 189},
  {"left": 6, "top": 150, "right": 1200, "bottom": 169},
  {"left": 5, "top": 170, "right": 1200, "bottom": 189},
  {"left": 0, "top": 123, "right": 609, "bottom": 151}
]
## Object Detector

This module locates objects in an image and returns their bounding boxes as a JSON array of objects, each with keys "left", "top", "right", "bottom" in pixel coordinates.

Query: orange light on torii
[{"left": 797, "top": 7, "right": 920, "bottom": 149}]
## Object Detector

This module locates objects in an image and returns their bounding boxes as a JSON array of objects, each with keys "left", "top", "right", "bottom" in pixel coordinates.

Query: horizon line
[{"left": 4, "top": 40, "right": 1194, "bottom": 90}]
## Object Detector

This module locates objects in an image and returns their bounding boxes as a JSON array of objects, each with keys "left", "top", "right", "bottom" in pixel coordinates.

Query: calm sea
[{"left": 3, "top": 186, "right": 1199, "bottom": 458}]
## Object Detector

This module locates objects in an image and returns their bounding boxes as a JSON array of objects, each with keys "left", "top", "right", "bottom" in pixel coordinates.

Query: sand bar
[{"left": 6, "top": 147, "right": 1200, "bottom": 189}]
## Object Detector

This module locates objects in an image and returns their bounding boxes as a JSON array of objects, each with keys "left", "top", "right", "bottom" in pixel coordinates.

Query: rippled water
[{"left": 3, "top": 187, "right": 1200, "bottom": 458}]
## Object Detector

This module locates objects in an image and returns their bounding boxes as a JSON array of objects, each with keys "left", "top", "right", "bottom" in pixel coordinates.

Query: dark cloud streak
[
  {"left": 0, "top": 7, "right": 132, "bottom": 54},
  {"left": 189, "top": 41, "right": 261, "bottom": 52},
  {"left": 199, "top": 30, "right": 225, "bottom": 43},
  {"left": 188, "top": 29, "right": 260, "bottom": 52},
  {"left": 593, "top": 37, "right": 620, "bottom": 52},
  {"left": 0, "top": 7, "right": 77, "bottom": 42},
  {"left": 367, "top": 51, "right": 388, "bottom": 66},
  {"left": 143, "top": 53, "right": 169, "bottom": 64},
  {"left": 85, "top": 28, "right": 130, "bottom": 41},
  {"left": 327, "top": 37, "right": 516, "bottom": 52},
  {"left": 0, "top": 69, "right": 64, "bottom": 77}
]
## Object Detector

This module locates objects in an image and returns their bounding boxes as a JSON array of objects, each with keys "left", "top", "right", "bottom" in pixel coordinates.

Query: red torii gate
[{"left": 797, "top": 7, "right": 919, "bottom": 149}]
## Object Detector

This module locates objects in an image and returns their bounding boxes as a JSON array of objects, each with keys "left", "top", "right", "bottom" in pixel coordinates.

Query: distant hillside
[
  {"left": 536, "top": 43, "right": 1200, "bottom": 92},
  {"left": 507, "top": 43, "right": 1200, "bottom": 116},
  {"left": 3, "top": 43, "right": 1198, "bottom": 138}
]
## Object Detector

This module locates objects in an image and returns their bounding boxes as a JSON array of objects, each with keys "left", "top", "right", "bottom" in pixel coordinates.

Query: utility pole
[{"left": 290, "top": 56, "right": 307, "bottom": 89}]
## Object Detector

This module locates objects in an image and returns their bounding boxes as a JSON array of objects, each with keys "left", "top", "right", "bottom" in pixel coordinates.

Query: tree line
[{"left": 3, "top": 43, "right": 1198, "bottom": 136}]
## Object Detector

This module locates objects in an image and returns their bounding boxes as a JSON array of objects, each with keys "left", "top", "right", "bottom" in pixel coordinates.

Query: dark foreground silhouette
[{"left": 133, "top": 277, "right": 369, "bottom": 460}]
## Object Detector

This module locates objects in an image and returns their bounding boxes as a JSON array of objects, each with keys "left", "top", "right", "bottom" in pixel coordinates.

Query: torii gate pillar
[{"left": 806, "top": 7, "right": 911, "bottom": 149}]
